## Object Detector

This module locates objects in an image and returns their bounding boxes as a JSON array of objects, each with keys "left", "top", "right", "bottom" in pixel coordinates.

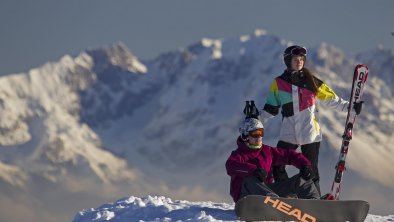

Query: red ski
[{"left": 323, "top": 64, "right": 369, "bottom": 200}]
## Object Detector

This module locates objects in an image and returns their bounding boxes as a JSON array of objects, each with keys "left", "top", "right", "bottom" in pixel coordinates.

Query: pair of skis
[{"left": 235, "top": 64, "right": 369, "bottom": 221}]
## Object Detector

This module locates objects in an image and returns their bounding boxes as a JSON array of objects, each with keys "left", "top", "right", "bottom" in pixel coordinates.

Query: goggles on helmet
[
  {"left": 284, "top": 46, "right": 307, "bottom": 57},
  {"left": 248, "top": 128, "right": 264, "bottom": 138}
]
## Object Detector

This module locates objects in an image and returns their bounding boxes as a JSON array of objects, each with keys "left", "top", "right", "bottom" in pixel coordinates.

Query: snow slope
[{"left": 73, "top": 195, "right": 393, "bottom": 222}]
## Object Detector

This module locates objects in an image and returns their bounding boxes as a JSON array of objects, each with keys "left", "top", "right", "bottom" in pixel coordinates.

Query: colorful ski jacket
[
  {"left": 261, "top": 70, "right": 348, "bottom": 145},
  {"left": 225, "top": 137, "right": 311, "bottom": 202}
]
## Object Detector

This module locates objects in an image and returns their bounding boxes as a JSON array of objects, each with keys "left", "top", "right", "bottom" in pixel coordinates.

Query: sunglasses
[
  {"left": 249, "top": 129, "right": 264, "bottom": 138},
  {"left": 284, "top": 46, "right": 307, "bottom": 57}
]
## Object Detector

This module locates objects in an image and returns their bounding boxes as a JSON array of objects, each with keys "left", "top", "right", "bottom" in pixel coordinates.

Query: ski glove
[
  {"left": 253, "top": 168, "right": 267, "bottom": 182},
  {"left": 300, "top": 165, "right": 313, "bottom": 180},
  {"left": 353, "top": 101, "right": 363, "bottom": 115}
]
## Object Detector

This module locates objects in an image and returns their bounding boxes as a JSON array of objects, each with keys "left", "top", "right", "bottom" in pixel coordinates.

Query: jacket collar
[
  {"left": 284, "top": 69, "right": 304, "bottom": 77},
  {"left": 236, "top": 136, "right": 260, "bottom": 153}
]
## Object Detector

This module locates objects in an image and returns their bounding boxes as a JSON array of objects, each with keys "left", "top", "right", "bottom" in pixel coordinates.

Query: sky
[{"left": 1, "top": 0, "right": 393, "bottom": 76}]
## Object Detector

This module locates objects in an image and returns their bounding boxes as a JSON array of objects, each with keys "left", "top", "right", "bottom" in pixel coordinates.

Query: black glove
[
  {"left": 353, "top": 101, "right": 363, "bottom": 115},
  {"left": 299, "top": 165, "right": 313, "bottom": 180},
  {"left": 253, "top": 168, "right": 267, "bottom": 182}
]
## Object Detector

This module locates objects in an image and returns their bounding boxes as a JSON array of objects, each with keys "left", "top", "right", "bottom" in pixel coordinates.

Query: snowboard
[{"left": 235, "top": 195, "right": 369, "bottom": 222}]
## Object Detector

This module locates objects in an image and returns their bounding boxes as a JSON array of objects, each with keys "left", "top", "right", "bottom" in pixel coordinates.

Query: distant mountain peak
[
  {"left": 87, "top": 42, "right": 147, "bottom": 74},
  {"left": 253, "top": 28, "right": 268, "bottom": 37}
]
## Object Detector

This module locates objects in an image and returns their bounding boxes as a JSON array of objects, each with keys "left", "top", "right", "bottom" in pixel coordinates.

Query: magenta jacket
[{"left": 225, "top": 136, "right": 311, "bottom": 202}]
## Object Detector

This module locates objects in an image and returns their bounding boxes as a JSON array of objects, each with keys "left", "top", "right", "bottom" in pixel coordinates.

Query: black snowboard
[{"left": 235, "top": 195, "right": 369, "bottom": 222}]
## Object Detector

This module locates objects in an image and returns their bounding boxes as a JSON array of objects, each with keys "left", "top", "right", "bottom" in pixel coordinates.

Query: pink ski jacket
[{"left": 225, "top": 136, "right": 311, "bottom": 202}]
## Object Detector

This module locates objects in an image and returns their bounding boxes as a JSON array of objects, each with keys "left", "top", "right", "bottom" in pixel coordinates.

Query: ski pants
[
  {"left": 239, "top": 174, "right": 320, "bottom": 200},
  {"left": 273, "top": 140, "right": 321, "bottom": 196}
]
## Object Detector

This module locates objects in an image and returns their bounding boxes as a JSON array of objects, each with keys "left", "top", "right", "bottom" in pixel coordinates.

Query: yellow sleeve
[{"left": 316, "top": 83, "right": 349, "bottom": 111}]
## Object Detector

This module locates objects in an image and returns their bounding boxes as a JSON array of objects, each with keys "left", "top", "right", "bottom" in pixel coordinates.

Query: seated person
[{"left": 225, "top": 118, "right": 320, "bottom": 202}]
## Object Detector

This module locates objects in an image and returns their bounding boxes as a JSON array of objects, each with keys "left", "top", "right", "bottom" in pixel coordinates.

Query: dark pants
[
  {"left": 239, "top": 174, "right": 320, "bottom": 200},
  {"left": 273, "top": 140, "right": 321, "bottom": 196}
]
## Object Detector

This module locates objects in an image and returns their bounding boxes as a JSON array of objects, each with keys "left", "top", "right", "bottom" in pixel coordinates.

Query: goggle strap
[{"left": 284, "top": 47, "right": 307, "bottom": 57}]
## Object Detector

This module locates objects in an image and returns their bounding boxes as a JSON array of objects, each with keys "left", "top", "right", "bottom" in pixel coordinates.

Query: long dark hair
[{"left": 301, "top": 67, "right": 319, "bottom": 93}]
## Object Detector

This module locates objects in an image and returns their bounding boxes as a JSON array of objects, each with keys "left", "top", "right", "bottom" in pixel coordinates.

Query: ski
[{"left": 323, "top": 64, "right": 369, "bottom": 200}]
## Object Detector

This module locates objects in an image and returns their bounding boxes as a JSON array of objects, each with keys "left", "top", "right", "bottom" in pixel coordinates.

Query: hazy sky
[{"left": 1, "top": 0, "right": 393, "bottom": 75}]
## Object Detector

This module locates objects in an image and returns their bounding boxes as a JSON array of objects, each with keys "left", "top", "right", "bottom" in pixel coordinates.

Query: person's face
[
  {"left": 248, "top": 129, "right": 264, "bottom": 146},
  {"left": 290, "top": 55, "right": 305, "bottom": 71}
]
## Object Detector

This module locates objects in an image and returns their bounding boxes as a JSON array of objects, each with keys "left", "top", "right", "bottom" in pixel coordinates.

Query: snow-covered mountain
[{"left": 0, "top": 30, "right": 393, "bottom": 222}]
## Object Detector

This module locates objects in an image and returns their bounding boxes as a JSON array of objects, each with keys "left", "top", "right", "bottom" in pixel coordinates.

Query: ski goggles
[
  {"left": 248, "top": 129, "right": 264, "bottom": 138},
  {"left": 284, "top": 46, "right": 307, "bottom": 57}
]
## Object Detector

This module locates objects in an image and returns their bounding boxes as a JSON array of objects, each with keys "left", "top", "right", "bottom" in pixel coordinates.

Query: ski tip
[
  {"left": 356, "top": 64, "right": 369, "bottom": 69},
  {"left": 355, "top": 64, "right": 369, "bottom": 82}
]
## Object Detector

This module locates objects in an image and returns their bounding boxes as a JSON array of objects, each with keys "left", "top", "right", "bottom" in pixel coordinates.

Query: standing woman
[{"left": 260, "top": 45, "right": 362, "bottom": 195}]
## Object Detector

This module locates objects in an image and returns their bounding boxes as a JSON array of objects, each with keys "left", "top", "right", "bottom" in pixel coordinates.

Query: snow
[
  {"left": 0, "top": 161, "right": 27, "bottom": 187},
  {"left": 73, "top": 195, "right": 236, "bottom": 222},
  {"left": 73, "top": 195, "right": 393, "bottom": 222},
  {"left": 254, "top": 29, "right": 267, "bottom": 37},
  {"left": 201, "top": 38, "right": 223, "bottom": 59},
  {"left": 100, "top": 42, "right": 148, "bottom": 74}
]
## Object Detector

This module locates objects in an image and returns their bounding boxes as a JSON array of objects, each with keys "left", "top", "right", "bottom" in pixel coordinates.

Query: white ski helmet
[{"left": 239, "top": 118, "right": 264, "bottom": 136}]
